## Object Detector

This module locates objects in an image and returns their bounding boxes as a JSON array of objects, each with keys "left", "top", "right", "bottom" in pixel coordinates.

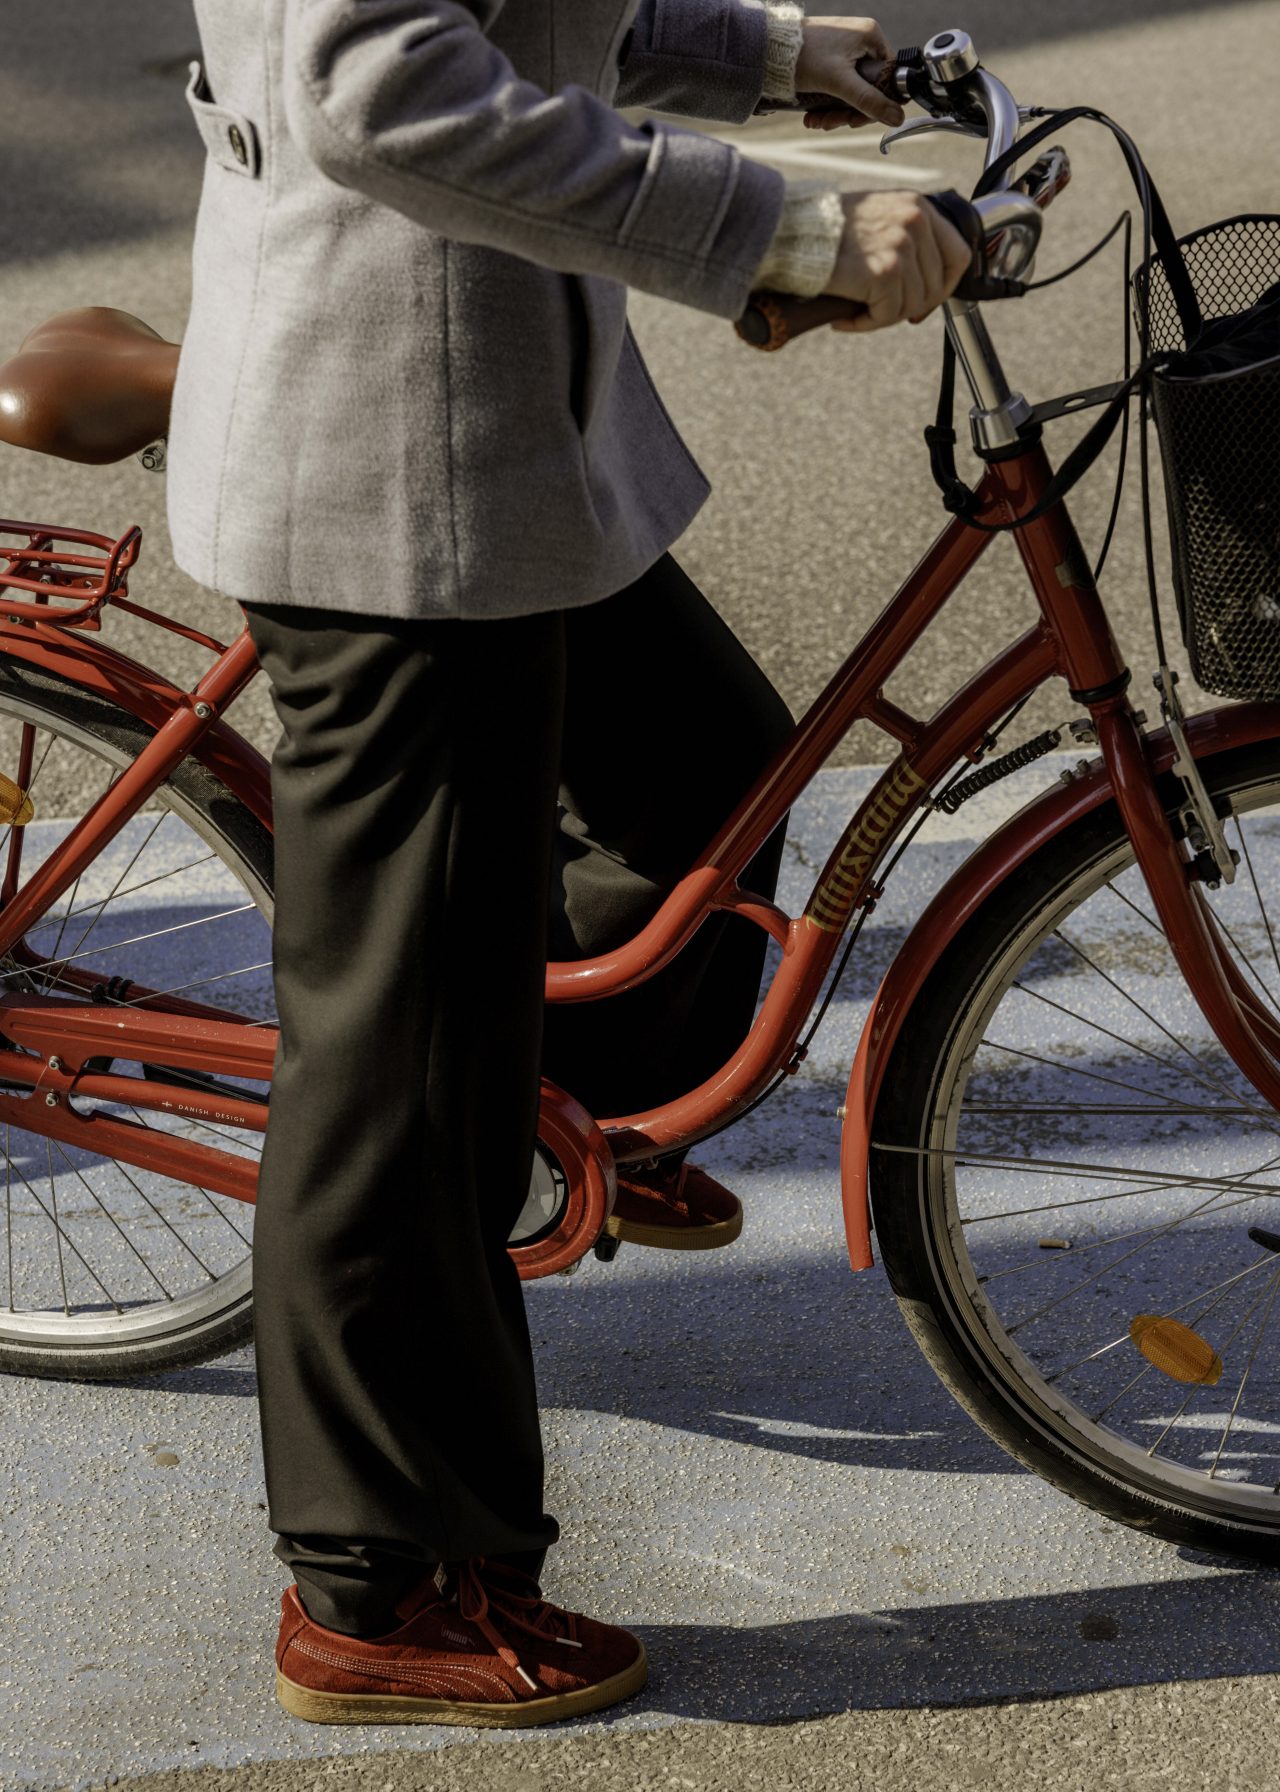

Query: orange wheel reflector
[
  {"left": 1129, "top": 1314, "right": 1223, "bottom": 1386},
  {"left": 0, "top": 774, "right": 33, "bottom": 826}
]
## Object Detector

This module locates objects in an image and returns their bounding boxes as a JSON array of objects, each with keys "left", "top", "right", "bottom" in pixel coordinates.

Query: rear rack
[
  {"left": 0, "top": 517, "right": 227, "bottom": 653},
  {"left": 0, "top": 517, "right": 142, "bottom": 628}
]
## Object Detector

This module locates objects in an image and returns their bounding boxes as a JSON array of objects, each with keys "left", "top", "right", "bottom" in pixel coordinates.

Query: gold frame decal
[{"left": 805, "top": 758, "right": 926, "bottom": 934}]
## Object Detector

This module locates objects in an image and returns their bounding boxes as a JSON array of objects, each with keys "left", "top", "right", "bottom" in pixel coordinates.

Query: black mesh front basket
[{"left": 1138, "top": 215, "right": 1280, "bottom": 699}]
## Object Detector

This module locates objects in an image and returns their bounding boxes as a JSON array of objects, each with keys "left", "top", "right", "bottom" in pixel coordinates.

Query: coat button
[{"left": 228, "top": 123, "right": 248, "bottom": 165}]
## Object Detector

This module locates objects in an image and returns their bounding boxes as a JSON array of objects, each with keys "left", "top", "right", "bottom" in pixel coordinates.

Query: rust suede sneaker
[
  {"left": 604, "top": 1160, "right": 743, "bottom": 1250},
  {"left": 274, "top": 1557, "right": 647, "bottom": 1727}
]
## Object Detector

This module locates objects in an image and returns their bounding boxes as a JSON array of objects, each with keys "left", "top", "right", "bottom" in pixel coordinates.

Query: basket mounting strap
[{"left": 926, "top": 338, "right": 1166, "bottom": 532}]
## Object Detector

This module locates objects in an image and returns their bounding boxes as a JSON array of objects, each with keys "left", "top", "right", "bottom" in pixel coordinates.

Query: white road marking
[
  {"left": 715, "top": 1410, "right": 943, "bottom": 1441},
  {"left": 727, "top": 139, "right": 939, "bottom": 183},
  {"left": 710, "top": 132, "right": 942, "bottom": 185}
]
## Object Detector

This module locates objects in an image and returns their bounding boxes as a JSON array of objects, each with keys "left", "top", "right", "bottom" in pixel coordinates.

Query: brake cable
[
  {"left": 670, "top": 104, "right": 1209, "bottom": 1153},
  {"left": 692, "top": 686, "right": 1050, "bottom": 1144},
  {"left": 1023, "top": 209, "right": 1129, "bottom": 292},
  {"left": 925, "top": 104, "right": 1194, "bottom": 537}
]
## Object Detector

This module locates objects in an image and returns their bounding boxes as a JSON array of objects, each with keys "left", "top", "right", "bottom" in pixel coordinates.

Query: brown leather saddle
[{"left": 0, "top": 306, "right": 180, "bottom": 465}]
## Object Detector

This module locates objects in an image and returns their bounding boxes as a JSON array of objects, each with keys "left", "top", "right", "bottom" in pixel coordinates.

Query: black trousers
[{"left": 244, "top": 553, "right": 791, "bottom": 1635}]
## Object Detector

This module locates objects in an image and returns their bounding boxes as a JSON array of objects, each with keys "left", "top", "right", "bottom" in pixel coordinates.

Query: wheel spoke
[
  {"left": 1058, "top": 1253, "right": 1280, "bottom": 1394},
  {"left": 37, "top": 867, "right": 86, "bottom": 995},
  {"left": 964, "top": 1102, "right": 1261, "bottom": 1117},
  {"left": 24, "top": 850, "right": 218, "bottom": 934},
  {"left": 1140, "top": 1267, "right": 1280, "bottom": 1460},
  {"left": 40, "top": 805, "right": 166, "bottom": 986},
  {"left": 980, "top": 1039, "right": 1206, "bottom": 1109},
  {"left": 0, "top": 688, "right": 269, "bottom": 1361},
  {"left": 875, "top": 755, "right": 1280, "bottom": 1538},
  {"left": 966, "top": 1144, "right": 1280, "bottom": 1286},
  {"left": 18, "top": 902, "right": 257, "bottom": 978},
  {"left": 878, "top": 1139, "right": 1280, "bottom": 1201},
  {"left": 121, "top": 959, "right": 273, "bottom": 1007},
  {"left": 1236, "top": 816, "right": 1280, "bottom": 998},
  {"left": 49, "top": 1139, "right": 177, "bottom": 1299},
  {"left": 0, "top": 731, "right": 55, "bottom": 868},
  {"left": 1207, "top": 1267, "right": 1280, "bottom": 1477},
  {"left": 46, "top": 1140, "right": 69, "bottom": 1315},
  {"left": 1051, "top": 926, "right": 1278, "bottom": 1125},
  {"left": 0, "top": 1136, "right": 122, "bottom": 1315},
  {"left": 1008, "top": 981, "right": 1280, "bottom": 1133}
]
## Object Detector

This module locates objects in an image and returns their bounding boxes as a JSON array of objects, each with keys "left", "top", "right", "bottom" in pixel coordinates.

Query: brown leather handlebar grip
[
  {"left": 733, "top": 291, "right": 867, "bottom": 352},
  {"left": 736, "top": 191, "right": 985, "bottom": 351}
]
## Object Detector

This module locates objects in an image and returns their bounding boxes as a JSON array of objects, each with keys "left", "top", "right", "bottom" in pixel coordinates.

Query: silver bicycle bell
[{"left": 923, "top": 29, "right": 979, "bottom": 84}]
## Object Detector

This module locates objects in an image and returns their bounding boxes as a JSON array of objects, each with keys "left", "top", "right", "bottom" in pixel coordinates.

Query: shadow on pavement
[
  {"left": 1, "top": 1, "right": 203, "bottom": 269},
  {"left": 120, "top": 1187, "right": 1280, "bottom": 1485},
  {"left": 866, "top": 0, "right": 1218, "bottom": 57},
  {"left": 0, "top": 0, "right": 1217, "bottom": 267},
  {"left": 620, "top": 1570, "right": 1280, "bottom": 1719}
]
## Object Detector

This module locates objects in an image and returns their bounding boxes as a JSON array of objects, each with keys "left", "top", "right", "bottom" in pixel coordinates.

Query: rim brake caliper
[{"left": 1155, "top": 665, "right": 1238, "bottom": 887}]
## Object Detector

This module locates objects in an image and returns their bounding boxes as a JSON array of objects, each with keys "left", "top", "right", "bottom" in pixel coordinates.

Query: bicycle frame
[
  {"left": 547, "top": 440, "right": 1280, "bottom": 1179},
  {"left": 4, "top": 428, "right": 1280, "bottom": 1271}
]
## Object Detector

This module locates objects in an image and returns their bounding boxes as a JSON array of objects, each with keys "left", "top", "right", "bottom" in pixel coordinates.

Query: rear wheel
[
  {"left": 0, "top": 664, "right": 603, "bottom": 1379},
  {"left": 872, "top": 737, "right": 1280, "bottom": 1562},
  {"left": 0, "top": 662, "right": 272, "bottom": 1378}
]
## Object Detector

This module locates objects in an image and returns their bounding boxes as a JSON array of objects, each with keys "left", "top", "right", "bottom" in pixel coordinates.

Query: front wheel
[{"left": 872, "top": 737, "right": 1280, "bottom": 1563}]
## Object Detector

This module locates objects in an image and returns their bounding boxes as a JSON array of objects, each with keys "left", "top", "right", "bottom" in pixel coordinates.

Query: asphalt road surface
[
  {"left": 3, "top": 3, "right": 1280, "bottom": 1789},
  {"left": 7, "top": 758, "right": 1280, "bottom": 1792},
  {"left": 3, "top": 0, "right": 1280, "bottom": 770}
]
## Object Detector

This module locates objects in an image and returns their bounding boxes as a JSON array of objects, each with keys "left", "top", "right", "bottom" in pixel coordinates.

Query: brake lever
[
  {"left": 879, "top": 105, "right": 1042, "bottom": 157},
  {"left": 879, "top": 115, "right": 985, "bottom": 153}
]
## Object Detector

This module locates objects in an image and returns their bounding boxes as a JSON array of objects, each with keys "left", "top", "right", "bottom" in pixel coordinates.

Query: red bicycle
[{"left": 4, "top": 30, "right": 1280, "bottom": 1567}]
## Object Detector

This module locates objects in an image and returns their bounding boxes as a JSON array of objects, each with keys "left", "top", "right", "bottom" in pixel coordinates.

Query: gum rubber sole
[
  {"left": 603, "top": 1201, "right": 743, "bottom": 1252},
  {"left": 275, "top": 1643, "right": 648, "bottom": 1728}
]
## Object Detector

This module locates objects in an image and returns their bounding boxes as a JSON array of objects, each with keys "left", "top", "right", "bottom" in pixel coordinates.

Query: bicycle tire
[
  {"left": 0, "top": 659, "right": 271, "bottom": 1380},
  {"left": 871, "top": 736, "right": 1280, "bottom": 1564}
]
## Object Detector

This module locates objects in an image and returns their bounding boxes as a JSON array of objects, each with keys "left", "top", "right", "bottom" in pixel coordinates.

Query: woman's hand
[
  {"left": 824, "top": 190, "right": 972, "bottom": 330},
  {"left": 792, "top": 16, "right": 905, "bottom": 130}
]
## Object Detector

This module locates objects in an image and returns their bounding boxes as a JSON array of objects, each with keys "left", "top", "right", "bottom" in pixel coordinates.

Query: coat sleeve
[
  {"left": 614, "top": 0, "right": 778, "bottom": 123},
  {"left": 282, "top": 0, "right": 786, "bottom": 317}
]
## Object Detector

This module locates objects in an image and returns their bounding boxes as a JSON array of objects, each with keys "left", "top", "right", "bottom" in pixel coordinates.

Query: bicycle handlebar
[
  {"left": 736, "top": 187, "right": 1038, "bottom": 351},
  {"left": 738, "top": 30, "right": 1049, "bottom": 351}
]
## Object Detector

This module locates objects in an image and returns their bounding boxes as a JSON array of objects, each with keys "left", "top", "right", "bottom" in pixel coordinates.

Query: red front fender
[{"left": 838, "top": 699, "right": 1280, "bottom": 1273}]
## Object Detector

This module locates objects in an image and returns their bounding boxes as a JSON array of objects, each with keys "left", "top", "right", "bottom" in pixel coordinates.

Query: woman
[{"left": 166, "top": 0, "right": 967, "bottom": 1726}]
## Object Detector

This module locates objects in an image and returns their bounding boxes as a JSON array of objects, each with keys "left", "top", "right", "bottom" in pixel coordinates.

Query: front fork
[
  {"left": 1003, "top": 445, "right": 1280, "bottom": 1114},
  {"left": 1094, "top": 700, "right": 1280, "bottom": 1110}
]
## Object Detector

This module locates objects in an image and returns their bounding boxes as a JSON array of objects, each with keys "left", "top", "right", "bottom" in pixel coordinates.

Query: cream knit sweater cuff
[
  {"left": 753, "top": 181, "right": 846, "bottom": 297},
  {"left": 761, "top": 0, "right": 806, "bottom": 101},
  {"left": 755, "top": 6, "right": 843, "bottom": 298}
]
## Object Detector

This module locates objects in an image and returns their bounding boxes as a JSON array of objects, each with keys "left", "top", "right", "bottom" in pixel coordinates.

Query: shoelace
[{"left": 453, "top": 1558, "right": 582, "bottom": 1693}]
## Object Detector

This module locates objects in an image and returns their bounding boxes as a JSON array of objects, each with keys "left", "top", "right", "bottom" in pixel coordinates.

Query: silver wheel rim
[
  {"left": 0, "top": 687, "right": 270, "bottom": 1355},
  {"left": 918, "top": 760, "right": 1280, "bottom": 1531}
]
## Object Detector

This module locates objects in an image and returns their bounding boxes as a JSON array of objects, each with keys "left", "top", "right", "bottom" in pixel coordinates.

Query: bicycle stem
[{"left": 943, "top": 65, "right": 1034, "bottom": 447}]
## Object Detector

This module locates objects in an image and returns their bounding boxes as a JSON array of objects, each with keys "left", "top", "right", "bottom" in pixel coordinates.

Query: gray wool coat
[{"left": 165, "top": 0, "right": 789, "bottom": 619}]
